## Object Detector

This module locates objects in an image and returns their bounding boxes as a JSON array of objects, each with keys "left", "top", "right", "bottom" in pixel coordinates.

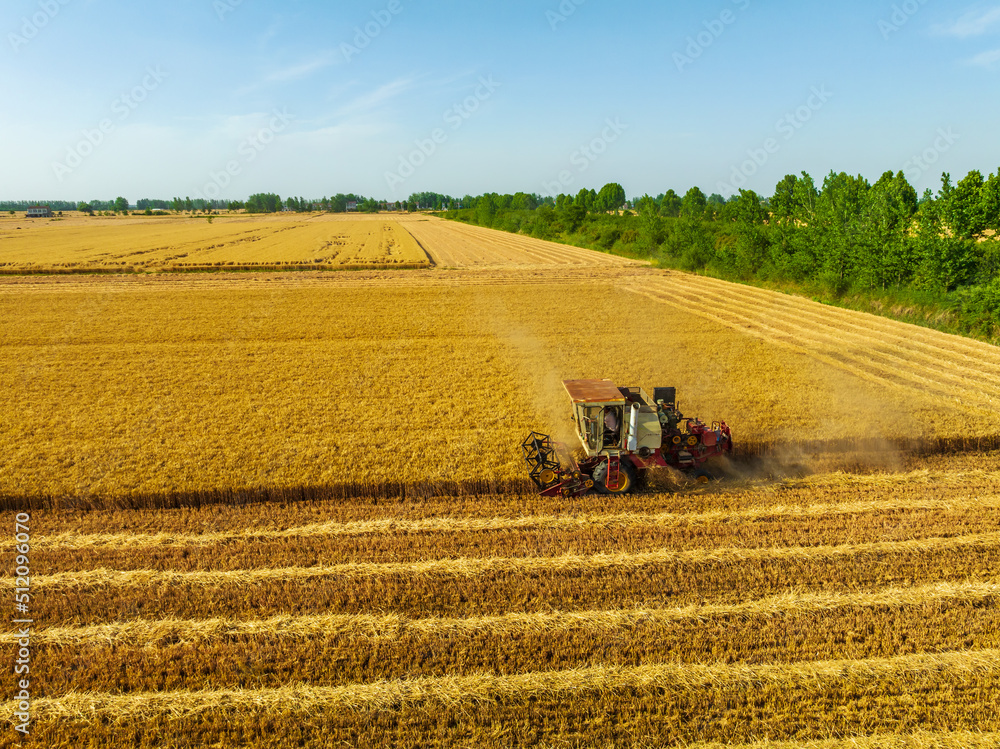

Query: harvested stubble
[
  {"left": 12, "top": 579, "right": 1000, "bottom": 694},
  {"left": 9, "top": 478, "right": 1000, "bottom": 745},
  {"left": 398, "top": 214, "right": 640, "bottom": 268},
  {"left": 22, "top": 505, "right": 1000, "bottom": 578},
  {"left": 679, "top": 733, "right": 1000, "bottom": 749},
  {"left": 15, "top": 528, "right": 1000, "bottom": 608},
  {"left": 18, "top": 490, "right": 1000, "bottom": 559},
  {"left": 628, "top": 271, "right": 1000, "bottom": 419},
  {"left": 11, "top": 580, "right": 998, "bottom": 649},
  {"left": 16, "top": 602, "right": 1000, "bottom": 694},
  {"left": 20, "top": 463, "right": 1000, "bottom": 537},
  {"left": 6, "top": 651, "right": 1000, "bottom": 748},
  {"left": 7, "top": 647, "right": 1000, "bottom": 717},
  {"left": 0, "top": 214, "right": 430, "bottom": 272},
  {"left": 21, "top": 530, "right": 1000, "bottom": 626}
]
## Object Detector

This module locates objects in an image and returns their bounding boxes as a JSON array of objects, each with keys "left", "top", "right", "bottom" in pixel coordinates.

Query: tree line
[
  {"left": 442, "top": 171, "right": 1000, "bottom": 341},
  {"left": 3, "top": 190, "right": 465, "bottom": 216}
]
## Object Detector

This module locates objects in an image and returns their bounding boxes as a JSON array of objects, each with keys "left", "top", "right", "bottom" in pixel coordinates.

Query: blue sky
[{"left": 3, "top": 0, "right": 999, "bottom": 202}]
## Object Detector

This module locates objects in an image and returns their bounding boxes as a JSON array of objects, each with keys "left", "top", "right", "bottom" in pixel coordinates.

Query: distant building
[
  {"left": 26, "top": 205, "right": 52, "bottom": 218},
  {"left": 346, "top": 201, "right": 358, "bottom": 212}
]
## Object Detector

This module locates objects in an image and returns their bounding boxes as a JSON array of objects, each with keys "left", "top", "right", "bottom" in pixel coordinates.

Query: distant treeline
[
  {"left": 2, "top": 191, "right": 461, "bottom": 215},
  {"left": 442, "top": 171, "right": 1000, "bottom": 342},
  {"left": 0, "top": 200, "right": 77, "bottom": 211}
]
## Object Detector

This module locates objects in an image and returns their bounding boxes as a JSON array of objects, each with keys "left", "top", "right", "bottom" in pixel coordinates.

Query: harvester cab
[{"left": 522, "top": 379, "right": 732, "bottom": 498}]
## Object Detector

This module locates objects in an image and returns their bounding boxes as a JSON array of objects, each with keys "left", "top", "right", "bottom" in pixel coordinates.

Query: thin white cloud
[
  {"left": 264, "top": 52, "right": 339, "bottom": 84},
  {"left": 966, "top": 47, "right": 1000, "bottom": 66},
  {"left": 936, "top": 6, "right": 1000, "bottom": 37},
  {"left": 334, "top": 77, "right": 420, "bottom": 118},
  {"left": 232, "top": 52, "right": 339, "bottom": 97}
]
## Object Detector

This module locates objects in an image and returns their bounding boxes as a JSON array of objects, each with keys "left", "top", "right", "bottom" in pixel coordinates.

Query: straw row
[
  {"left": 10, "top": 531, "right": 1000, "bottom": 590},
  {"left": 9, "top": 579, "right": 997, "bottom": 648},
  {"left": 21, "top": 493, "right": 1000, "bottom": 551},
  {"left": 6, "top": 648, "right": 999, "bottom": 723}
]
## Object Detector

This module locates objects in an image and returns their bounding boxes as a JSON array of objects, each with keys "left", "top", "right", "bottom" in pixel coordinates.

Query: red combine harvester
[{"left": 522, "top": 379, "right": 732, "bottom": 497}]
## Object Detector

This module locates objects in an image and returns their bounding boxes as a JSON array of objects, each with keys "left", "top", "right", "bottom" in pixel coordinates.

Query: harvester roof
[{"left": 563, "top": 379, "right": 626, "bottom": 404}]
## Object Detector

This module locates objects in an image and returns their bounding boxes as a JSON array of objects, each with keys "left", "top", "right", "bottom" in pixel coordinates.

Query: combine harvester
[{"left": 522, "top": 379, "right": 732, "bottom": 497}]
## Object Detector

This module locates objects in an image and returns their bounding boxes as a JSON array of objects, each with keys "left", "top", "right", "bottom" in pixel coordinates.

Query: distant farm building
[
  {"left": 346, "top": 201, "right": 358, "bottom": 212},
  {"left": 26, "top": 205, "right": 52, "bottom": 218}
]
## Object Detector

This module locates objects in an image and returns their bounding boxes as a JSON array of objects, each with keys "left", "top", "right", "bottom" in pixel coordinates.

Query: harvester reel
[{"left": 521, "top": 432, "right": 562, "bottom": 489}]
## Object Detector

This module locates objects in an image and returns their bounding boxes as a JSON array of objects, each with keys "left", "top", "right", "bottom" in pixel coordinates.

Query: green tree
[
  {"left": 792, "top": 171, "right": 819, "bottom": 224},
  {"left": 113, "top": 196, "right": 129, "bottom": 213},
  {"left": 658, "top": 189, "right": 682, "bottom": 217},
  {"left": 771, "top": 175, "right": 799, "bottom": 224},
  {"left": 815, "top": 171, "right": 870, "bottom": 291},
  {"left": 943, "top": 170, "right": 987, "bottom": 239},
  {"left": 914, "top": 190, "right": 973, "bottom": 292},
  {"left": 680, "top": 187, "right": 707, "bottom": 219},
  {"left": 724, "top": 189, "right": 771, "bottom": 278},
  {"left": 246, "top": 193, "right": 282, "bottom": 213},
  {"left": 511, "top": 192, "right": 537, "bottom": 211},
  {"left": 560, "top": 203, "right": 586, "bottom": 233},
  {"left": 635, "top": 195, "right": 665, "bottom": 250},
  {"left": 979, "top": 169, "right": 1000, "bottom": 233},
  {"left": 595, "top": 183, "right": 626, "bottom": 213},
  {"left": 859, "top": 170, "right": 918, "bottom": 289}
]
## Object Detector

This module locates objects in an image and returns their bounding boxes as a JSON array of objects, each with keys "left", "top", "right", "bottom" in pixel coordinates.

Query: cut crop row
[
  {"left": 18, "top": 587, "right": 1000, "bottom": 694},
  {"left": 6, "top": 651, "right": 1000, "bottom": 748},
  {"left": 25, "top": 540, "right": 1000, "bottom": 624},
  {"left": 32, "top": 504, "right": 1000, "bottom": 573}
]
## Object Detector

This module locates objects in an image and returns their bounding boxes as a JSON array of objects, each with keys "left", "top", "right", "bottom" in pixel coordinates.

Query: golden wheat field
[
  {"left": 3, "top": 215, "right": 1000, "bottom": 746},
  {"left": 0, "top": 212, "right": 431, "bottom": 271}
]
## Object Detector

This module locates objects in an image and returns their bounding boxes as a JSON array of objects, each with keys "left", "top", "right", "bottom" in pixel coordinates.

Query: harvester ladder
[{"left": 606, "top": 456, "right": 621, "bottom": 491}]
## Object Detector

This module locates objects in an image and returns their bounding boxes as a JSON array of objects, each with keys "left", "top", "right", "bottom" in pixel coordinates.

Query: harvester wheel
[
  {"left": 692, "top": 468, "right": 712, "bottom": 484},
  {"left": 686, "top": 435, "right": 699, "bottom": 447},
  {"left": 592, "top": 460, "right": 637, "bottom": 495}
]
